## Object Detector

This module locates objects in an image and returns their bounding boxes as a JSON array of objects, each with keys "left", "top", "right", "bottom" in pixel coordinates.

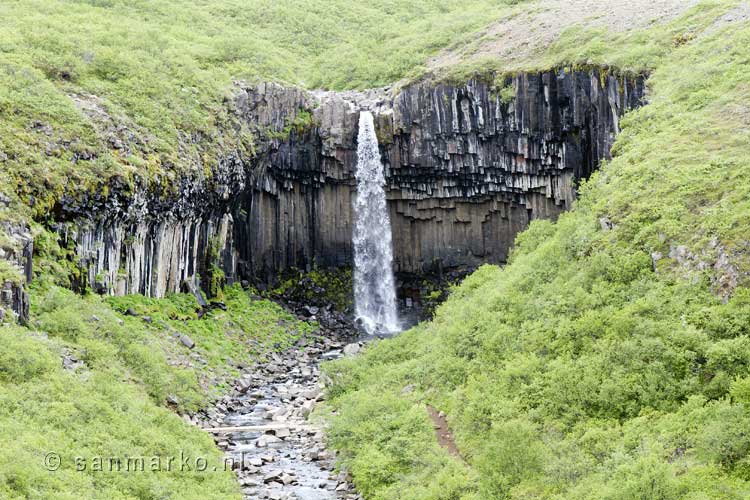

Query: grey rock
[
  {"left": 49, "top": 68, "right": 642, "bottom": 308},
  {"left": 273, "top": 427, "right": 291, "bottom": 438},
  {"left": 0, "top": 221, "right": 32, "bottom": 323},
  {"left": 179, "top": 334, "right": 196, "bottom": 349},
  {"left": 342, "top": 343, "right": 360, "bottom": 356},
  {"left": 301, "top": 387, "right": 321, "bottom": 400},
  {"left": 263, "top": 470, "right": 282, "bottom": 483}
]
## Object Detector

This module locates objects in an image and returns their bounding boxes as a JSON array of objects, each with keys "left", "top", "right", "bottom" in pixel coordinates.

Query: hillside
[
  {"left": 2, "top": 0, "right": 750, "bottom": 499},
  {"left": 323, "top": 3, "right": 750, "bottom": 499},
  {"left": 0, "top": 0, "right": 521, "bottom": 216},
  {"left": 0, "top": 0, "right": 704, "bottom": 218}
]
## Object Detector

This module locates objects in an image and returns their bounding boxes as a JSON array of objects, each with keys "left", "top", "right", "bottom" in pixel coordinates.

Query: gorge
[
  {"left": 0, "top": 68, "right": 645, "bottom": 321},
  {"left": 2, "top": 2, "right": 747, "bottom": 499}
]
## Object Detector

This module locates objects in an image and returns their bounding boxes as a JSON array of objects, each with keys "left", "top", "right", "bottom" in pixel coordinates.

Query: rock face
[
  {"left": 385, "top": 71, "right": 643, "bottom": 270},
  {"left": 50, "top": 68, "right": 644, "bottom": 299},
  {"left": 0, "top": 221, "right": 33, "bottom": 322}
]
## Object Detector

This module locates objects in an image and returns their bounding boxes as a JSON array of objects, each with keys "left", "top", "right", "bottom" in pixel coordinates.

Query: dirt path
[{"left": 427, "top": 405, "right": 461, "bottom": 459}]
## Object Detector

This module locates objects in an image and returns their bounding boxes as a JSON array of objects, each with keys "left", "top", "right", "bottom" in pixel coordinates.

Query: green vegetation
[
  {"left": 0, "top": 326, "right": 238, "bottom": 500},
  {"left": 0, "top": 0, "right": 523, "bottom": 216},
  {"left": 538, "top": 2, "right": 726, "bottom": 75},
  {"left": 324, "top": 15, "right": 750, "bottom": 500},
  {"left": 2, "top": 1, "right": 749, "bottom": 498},
  {"left": 271, "top": 267, "right": 354, "bottom": 312},
  {"left": 1, "top": 0, "right": 721, "bottom": 219},
  {"left": 105, "top": 286, "right": 315, "bottom": 402},
  {"left": 497, "top": 84, "right": 515, "bottom": 105},
  {"left": 0, "top": 259, "right": 22, "bottom": 286},
  {"left": 267, "top": 109, "right": 317, "bottom": 141},
  {"left": 443, "top": 1, "right": 736, "bottom": 83},
  {"left": 0, "top": 262, "right": 315, "bottom": 498}
]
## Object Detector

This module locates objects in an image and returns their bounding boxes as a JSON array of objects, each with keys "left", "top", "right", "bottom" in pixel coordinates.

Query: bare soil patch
[
  {"left": 426, "top": 0, "right": 698, "bottom": 74},
  {"left": 427, "top": 405, "right": 461, "bottom": 458}
]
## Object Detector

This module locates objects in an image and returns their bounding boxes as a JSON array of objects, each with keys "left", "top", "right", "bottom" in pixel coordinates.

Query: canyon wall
[
  {"left": 40, "top": 68, "right": 644, "bottom": 300},
  {"left": 0, "top": 220, "right": 32, "bottom": 322},
  {"left": 231, "top": 69, "right": 645, "bottom": 277}
]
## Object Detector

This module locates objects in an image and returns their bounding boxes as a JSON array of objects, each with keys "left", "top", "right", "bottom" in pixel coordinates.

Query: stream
[{"left": 195, "top": 330, "right": 362, "bottom": 500}]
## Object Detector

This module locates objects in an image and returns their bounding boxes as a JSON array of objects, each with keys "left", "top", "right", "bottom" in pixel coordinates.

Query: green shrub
[
  {"left": 0, "top": 330, "right": 57, "bottom": 383},
  {"left": 325, "top": 14, "right": 750, "bottom": 499}
]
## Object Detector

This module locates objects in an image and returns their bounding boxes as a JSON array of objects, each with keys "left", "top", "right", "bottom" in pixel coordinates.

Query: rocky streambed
[{"left": 189, "top": 321, "right": 364, "bottom": 500}]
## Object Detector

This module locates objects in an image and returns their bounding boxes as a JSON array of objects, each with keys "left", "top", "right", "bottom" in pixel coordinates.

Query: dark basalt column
[
  {"left": 32, "top": 68, "right": 644, "bottom": 301},
  {"left": 236, "top": 69, "right": 644, "bottom": 275},
  {"left": 0, "top": 221, "right": 32, "bottom": 323},
  {"left": 377, "top": 70, "right": 644, "bottom": 270}
]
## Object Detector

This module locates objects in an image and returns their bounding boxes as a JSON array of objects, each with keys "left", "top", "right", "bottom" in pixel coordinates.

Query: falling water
[{"left": 353, "top": 111, "right": 400, "bottom": 334}]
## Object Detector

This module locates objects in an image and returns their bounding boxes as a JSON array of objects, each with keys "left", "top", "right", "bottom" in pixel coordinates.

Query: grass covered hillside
[
  {"left": 323, "top": 7, "right": 750, "bottom": 500},
  {"left": 2, "top": 0, "right": 750, "bottom": 498},
  {"left": 0, "top": 0, "right": 522, "bottom": 215},
  {"left": 0, "top": 231, "right": 317, "bottom": 498}
]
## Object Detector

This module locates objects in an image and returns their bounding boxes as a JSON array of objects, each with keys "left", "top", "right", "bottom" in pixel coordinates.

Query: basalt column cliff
[
  {"left": 4, "top": 68, "right": 643, "bottom": 313},
  {"left": 234, "top": 68, "right": 645, "bottom": 277}
]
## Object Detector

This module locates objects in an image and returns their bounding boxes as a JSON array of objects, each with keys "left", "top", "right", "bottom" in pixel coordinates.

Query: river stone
[
  {"left": 256, "top": 435, "right": 282, "bottom": 448},
  {"left": 263, "top": 471, "right": 282, "bottom": 483},
  {"left": 265, "top": 489, "right": 283, "bottom": 500},
  {"left": 240, "top": 477, "right": 260, "bottom": 487},
  {"left": 301, "top": 387, "right": 321, "bottom": 400},
  {"left": 342, "top": 343, "right": 360, "bottom": 356},
  {"left": 273, "top": 427, "right": 291, "bottom": 438}
]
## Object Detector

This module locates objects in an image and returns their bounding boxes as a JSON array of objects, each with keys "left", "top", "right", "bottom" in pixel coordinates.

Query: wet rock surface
[{"left": 190, "top": 321, "right": 362, "bottom": 500}]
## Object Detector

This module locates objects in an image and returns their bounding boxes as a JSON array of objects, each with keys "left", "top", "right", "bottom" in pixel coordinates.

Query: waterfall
[{"left": 353, "top": 111, "right": 400, "bottom": 334}]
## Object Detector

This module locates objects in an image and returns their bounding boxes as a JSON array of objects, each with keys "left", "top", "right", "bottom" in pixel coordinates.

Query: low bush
[
  {"left": 0, "top": 278, "right": 314, "bottom": 497},
  {"left": 324, "top": 17, "right": 750, "bottom": 500}
]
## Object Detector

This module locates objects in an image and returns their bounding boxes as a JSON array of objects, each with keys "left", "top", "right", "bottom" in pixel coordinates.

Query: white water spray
[{"left": 353, "top": 111, "right": 400, "bottom": 334}]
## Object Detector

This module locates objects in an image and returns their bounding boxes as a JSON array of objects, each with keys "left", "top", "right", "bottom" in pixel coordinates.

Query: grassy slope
[
  {"left": 0, "top": 0, "right": 519, "bottom": 215},
  {"left": 324, "top": 4, "right": 750, "bottom": 500},
  {"left": 443, "top": 1, "right": 731, "bottom": 81},
  {"left": 1, "top": 237, "right": 316, "bottom": 499}
]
